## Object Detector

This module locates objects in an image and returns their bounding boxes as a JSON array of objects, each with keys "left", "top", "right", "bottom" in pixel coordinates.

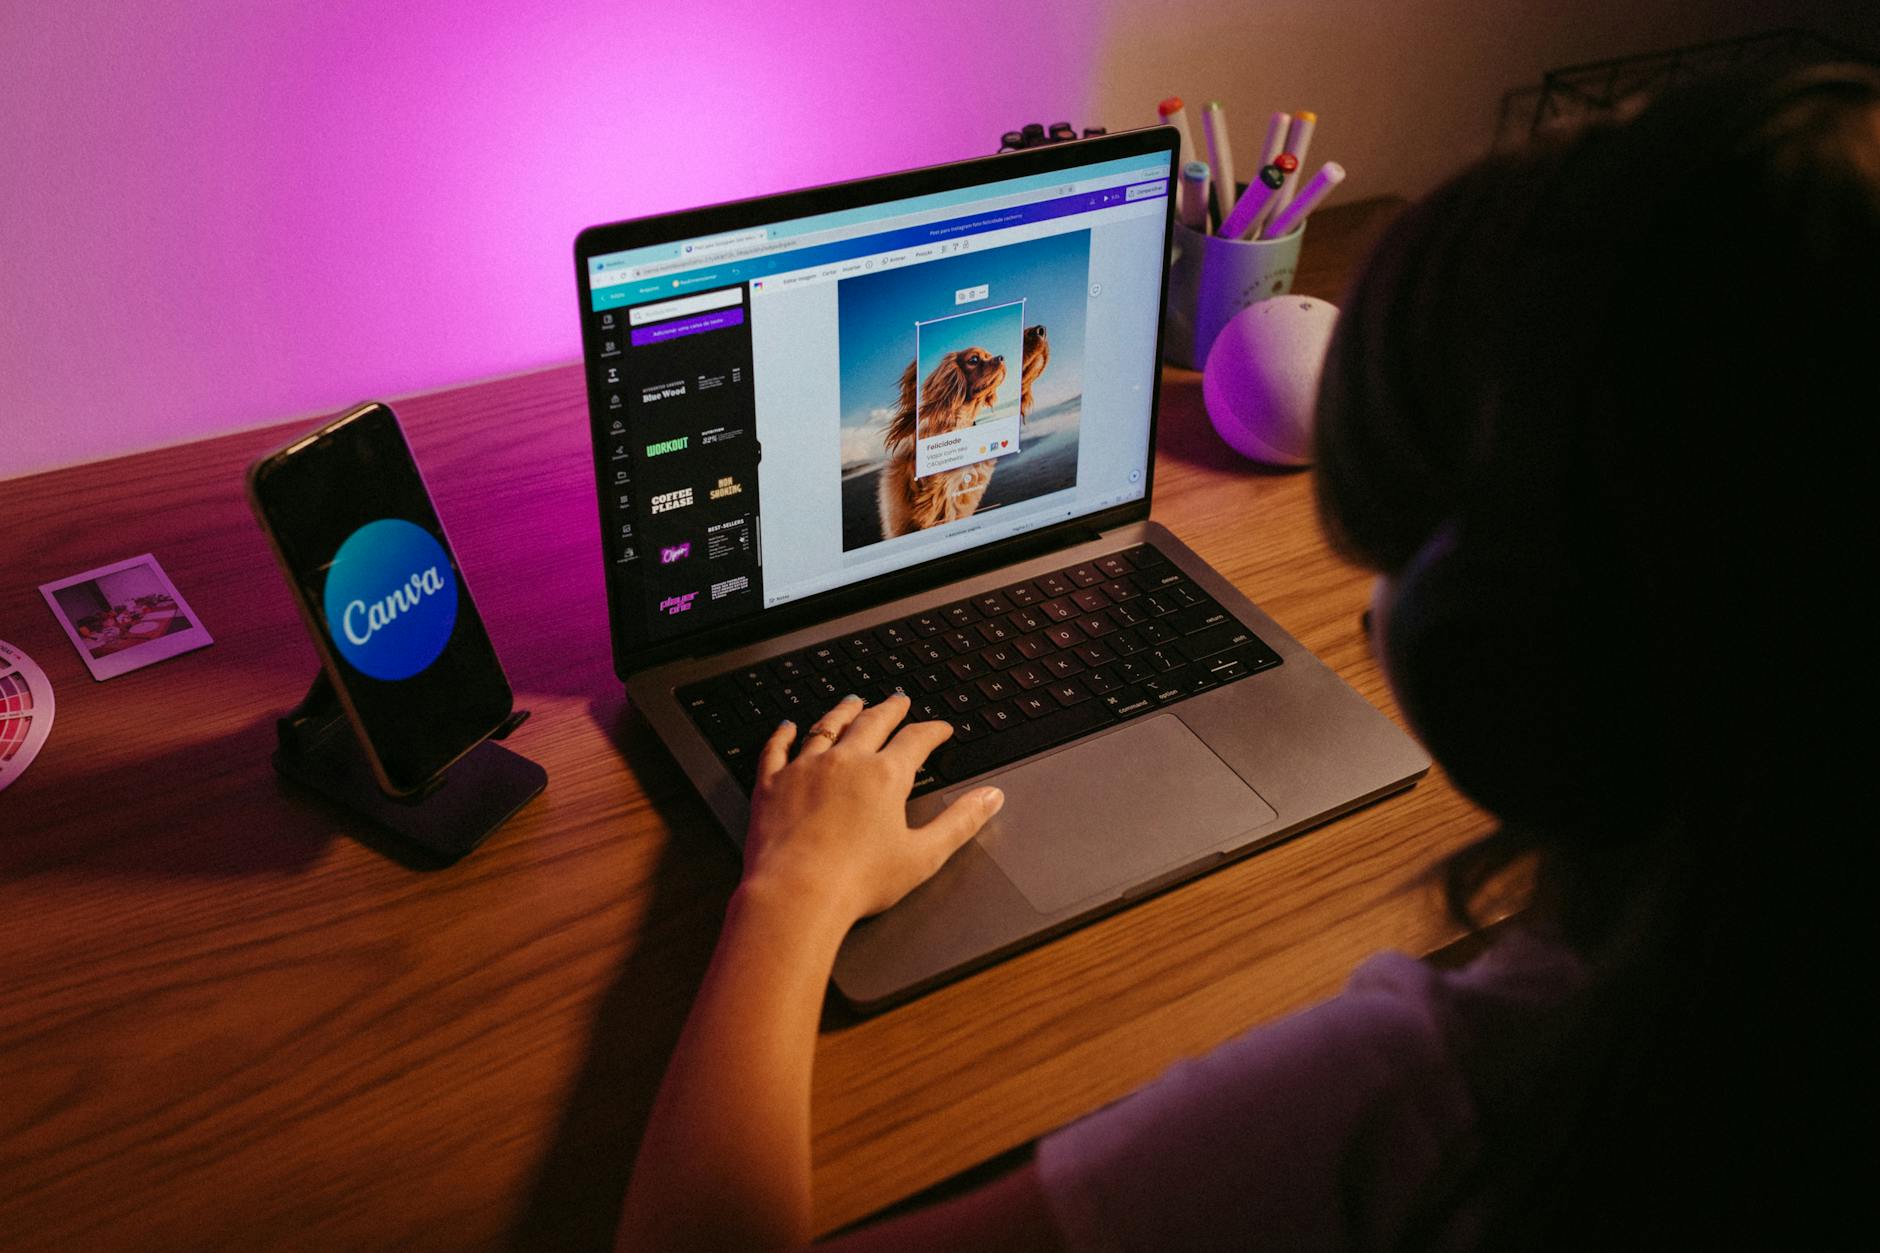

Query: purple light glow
[{"left": 2, "top": 1, "right": 1103, "bottom": 480}]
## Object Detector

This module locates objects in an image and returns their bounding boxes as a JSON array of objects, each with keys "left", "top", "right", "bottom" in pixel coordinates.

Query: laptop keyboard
[{"left": 677, "top": 543, "right": 1282, "bottom": 795}]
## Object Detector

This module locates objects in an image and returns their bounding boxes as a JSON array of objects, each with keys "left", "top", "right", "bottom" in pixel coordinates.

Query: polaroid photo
[{"left": 38, "top": 553, "right": 213, "bottom": 681}]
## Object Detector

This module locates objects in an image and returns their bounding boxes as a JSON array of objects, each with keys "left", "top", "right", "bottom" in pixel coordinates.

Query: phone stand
[{"left": 273, "top": 671, "right": 546, "bottom": 861}]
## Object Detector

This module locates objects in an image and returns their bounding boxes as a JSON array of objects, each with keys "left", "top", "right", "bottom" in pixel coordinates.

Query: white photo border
[{"left": 37, "top": 552, "right": 214, "bottom": 681}]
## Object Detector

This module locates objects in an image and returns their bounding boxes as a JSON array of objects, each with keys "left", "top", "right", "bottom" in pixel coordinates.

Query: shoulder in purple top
[{"left": 1037, "top": 929, "right": 1587, "bottom": 1252}]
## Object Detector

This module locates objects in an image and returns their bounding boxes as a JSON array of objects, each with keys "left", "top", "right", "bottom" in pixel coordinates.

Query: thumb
[{"left": 914, "top": 786, "right": 1005, "bottom": 865}]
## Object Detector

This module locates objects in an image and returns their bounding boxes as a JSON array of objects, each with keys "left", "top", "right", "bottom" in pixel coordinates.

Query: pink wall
[
  {"left": 10, "top": 3, "right": 1861, "bottom": 481},
  {"left": 2, "top": 1, "right": 1103, "bottom": 479}
]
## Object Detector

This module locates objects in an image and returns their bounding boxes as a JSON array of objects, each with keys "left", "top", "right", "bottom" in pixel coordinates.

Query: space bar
[{"left": 932, "top": 702, "right": 1114, "bottom": 783}]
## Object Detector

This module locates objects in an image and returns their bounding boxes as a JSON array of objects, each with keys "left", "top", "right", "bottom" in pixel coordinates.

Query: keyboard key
[
  {"left": 981, "top": 643, "right": 1022, "bottom": 670},
  {"left": 1121, "top": 544, "right": 1167, "bottom": 568},
  {"left": 933, "top": 699, "right": 1112, "bottom": 782},
  {"left": 875, "top": 621, "right": 915, "bottom": 649},
  {"left": 1108, "top": 628, "right": 1147, "bottom": 656},
  {"left": 1165, "top": 603, "right": 1231, "bottom": 635},
  {"left": 1007, "top": 607, "right": 1048, "bottom": 633},
  {"left": 1080, "top": 667, "right": 1122, "bottom": 695},
  {"left": 838, "top": 632, "right": 878, "bottom": 658},
  {"left": 973, "top": 591, "right": 1014, "bottom": 616},
  {"left": 732, "top": 666, "right": 771, "bottom": 693},
  {"left": 1143, "top": 592, "right": 1181, "bottom": 617},
  {"left": 1144, "top": 647, "right": 1184, "bottom": 672},
  {"left": 771, "top": 656, "right": 810, "bottom": 682},
  {"left": 981, "top": 701, "right": 1022, "bottom": 732},
  {"left": 1072, "top": 640, "right": 1117, "bottom": 668},
  {"left": 878, "top": 649, "right": 916, "bottom": 675},
  {"left": 1116, "top": 659, "right": 1155, "bottom": 685},
  {"left": 1037, "top": 572, "right": 1074, "bottom": 597},
  {"left": 976, "top": 674, "right": 1017, "bottom": 702},
  {"left": 1047, "top": 679, "right": 1091, "bottom": 706},
  {"left": 1175, "top": 622, "right": 1259, "bottom": 663},
  {"left": 1041, "top": 653, "right": 1086, "bottom": 678},
  {"left": 976, "top": 619, "right": 1015, "bottom": 644},
  {"left": 941, "top": 628, "right": 979, "bottom": 654},
  {"left": 946, "top": 654, "right": 989, "bottom": 681},
  {"left": 942, "top": 687, "right": 984, "bottom": 713},
  {"left": 1143, "top": 671, "right": 1190, "bottom": 702},
  {"left": 1109, "top": 601, "right": 1148, "bottom": 627},
  {"left": 1074, "top": 613, "right": 1117, "bottom": 638},
  {"left": 1067, "top": 562, "right": 1104, "bottom": 587},
  {"left": 1096, "top": 555, "right": 1133, "bottom": 578},
  {"left": 914, "top": 666, "right": 951, "bottom": 693},
  {"left": 1004, "top": 581, "right": 1044, "bottom": 607},
  {"left": 949, "top": 713, "right": 990, "bottom": 741},
  {"left": 1133, "top": 567, "right": 1184, "bottom": 591},
  {"left": 1071, "top": 587, "right": 1110, "bottom": 613},
  {"left": 1102, "top": 686, "right": 1154, "bottom": 718},
  {"left": 1043, "top": 622, "right": 1087, "bottom": 649},
  {"left": 1099, "top": 578, "right": 1139, "bottom": 602},
  {"left": 1009, "top": 662, "right": 1050, "bottom": 690},
  {"left": 807, "top": 644, "right": 842, "bottom": 669},
  {"left": 908, "top": 639, "right": 948, "bottom": 665},
  {"left": 912, "top": 612, "right": 948, "bottom": 637},
  {"left": 1013, "top": 633, "right": 1054, "bottom": 660},
  {"left": 1169, "top": 583, "right": 1207, "bottom": 608},
  {"left": 943, "top": 602, "right": 980, "bottom": 627},
  {"left": 1014, "top": 692, "right": 1054, "bottom": 718},
  {"left": 1138, "top": 620, "right": 1178, "bottom": 645},
  {"left": 1040, "top": 597, "right": 1079, "bottom": 622},
  {"left": 842, "top": 659, "right": 882, "bottom": 687}
]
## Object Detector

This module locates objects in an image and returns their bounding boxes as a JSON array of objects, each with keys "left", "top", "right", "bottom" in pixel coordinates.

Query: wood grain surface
[{"left": 0, "top": 197, "right": 1493, "bottom": 1251}]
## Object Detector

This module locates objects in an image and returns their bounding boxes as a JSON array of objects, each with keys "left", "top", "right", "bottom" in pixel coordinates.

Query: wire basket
[{"left": 1493, "top": 28, "right": 1876, "bottom": 149}]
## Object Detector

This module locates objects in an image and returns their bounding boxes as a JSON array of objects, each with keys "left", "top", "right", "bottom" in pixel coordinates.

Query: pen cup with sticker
[{"left": 1163, "top": 220, "right": 1307, "bottom": 370}]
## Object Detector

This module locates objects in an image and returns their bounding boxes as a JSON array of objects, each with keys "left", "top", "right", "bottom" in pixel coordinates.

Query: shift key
[{"left": 1175, "top": 622, "right": 1259, "bottom": 663}]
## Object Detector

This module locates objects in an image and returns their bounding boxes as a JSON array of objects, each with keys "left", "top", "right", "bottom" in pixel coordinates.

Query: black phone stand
[{"left": 273, "top": 671, "right": 546, "bottom": 861}]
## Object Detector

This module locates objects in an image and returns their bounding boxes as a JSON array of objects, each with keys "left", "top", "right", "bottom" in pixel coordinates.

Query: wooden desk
[{"left": 0, "top": 198, "right": 1490, "bottom": 1251}]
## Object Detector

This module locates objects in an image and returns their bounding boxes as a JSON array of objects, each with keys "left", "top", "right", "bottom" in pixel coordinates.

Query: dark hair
[{"left": 1313, "top": 64, "right": 1880, "bottom": 1247}]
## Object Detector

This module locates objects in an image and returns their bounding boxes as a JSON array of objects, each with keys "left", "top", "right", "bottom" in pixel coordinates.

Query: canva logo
[{"left": 322, "top": 518, "right": 458, "bottom": 680}]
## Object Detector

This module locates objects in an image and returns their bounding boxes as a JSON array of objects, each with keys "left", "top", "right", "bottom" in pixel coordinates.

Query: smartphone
[{"left": 247, "top": 401, "right": 514, "bottom": 797}]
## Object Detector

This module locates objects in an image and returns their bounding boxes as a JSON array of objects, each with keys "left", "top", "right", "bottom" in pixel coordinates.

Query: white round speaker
[{"left": 1201, "top": 294, "right": 1340, "bottom": 466}]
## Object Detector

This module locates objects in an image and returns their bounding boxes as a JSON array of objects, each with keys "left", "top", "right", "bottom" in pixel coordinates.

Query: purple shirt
[{"left": 1037, "top": 930, "right": 1587, "bottom": 1251}]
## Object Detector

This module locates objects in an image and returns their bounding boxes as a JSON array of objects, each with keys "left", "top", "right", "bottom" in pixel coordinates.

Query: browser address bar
[{"left": 614, "top": 167, "right": 1166, "bottom": 283}]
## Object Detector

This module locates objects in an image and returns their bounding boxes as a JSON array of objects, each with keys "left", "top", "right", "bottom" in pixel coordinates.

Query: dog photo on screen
[{"left": 838, "top": 231, "right": 1089, "bottom": 553}]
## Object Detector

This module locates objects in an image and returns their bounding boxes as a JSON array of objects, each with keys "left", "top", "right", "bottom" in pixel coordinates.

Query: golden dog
[{"left": 877, "top": 325, "right": 1050, "bottom": 538}]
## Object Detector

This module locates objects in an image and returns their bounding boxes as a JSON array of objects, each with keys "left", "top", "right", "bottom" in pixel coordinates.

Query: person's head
[
  {"left": 1317, "top": 61, "right": 1880, "bottom": 902},
  {"left": 1313, "top": 61, "right": 1880, "bottom": 1245}
]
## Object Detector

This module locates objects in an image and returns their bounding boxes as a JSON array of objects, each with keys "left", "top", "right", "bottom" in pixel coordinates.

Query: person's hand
[{"left": 742, "top": 693, "right": 1004, "bottom": 927}]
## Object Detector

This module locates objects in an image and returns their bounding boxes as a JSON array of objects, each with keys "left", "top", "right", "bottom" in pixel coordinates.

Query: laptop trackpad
[{"left": 950, "top": 714, "right": 1278, "bottom": 915}]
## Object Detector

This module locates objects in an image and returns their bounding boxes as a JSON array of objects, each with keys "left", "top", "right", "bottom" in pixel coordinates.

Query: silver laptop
[{"left": 573, "top": 129, "right": 1428, "bottom": 1011}]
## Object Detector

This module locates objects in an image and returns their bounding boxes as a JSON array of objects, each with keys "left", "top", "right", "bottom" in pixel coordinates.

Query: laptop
[{"left": 573, "top": 127, "right": 1429, "bottom": 1011}]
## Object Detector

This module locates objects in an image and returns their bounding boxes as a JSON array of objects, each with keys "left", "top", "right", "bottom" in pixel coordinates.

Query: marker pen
[
  {"left": 1178, "top": 160, "right": 1212, "bottom": 230},
  {"left": 1267, "top": 110, "right": 1317, "bottom": 224},
  {"left": 1258, "top": 109, "right": 1289, "bottom": 170},
  {"left": 1219, "top": 163, "right": 1287, "bottom": 240},
  {"left": 1203, "top": 101, "right": 1238, "bottom": 222},
  {"left": 1263, "top": 160, "right": 1346, "bottom": 239},
  {"left": 1158, "top": 97, "right": 1197, "bottom": 169},
  {"left": 1247, "top": 153, "right": 1299, "bottom": 238}
]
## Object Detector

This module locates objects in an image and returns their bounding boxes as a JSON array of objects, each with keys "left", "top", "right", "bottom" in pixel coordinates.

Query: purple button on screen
[{"left": 629, "top": 306, "right": 745, "bottom": 346}]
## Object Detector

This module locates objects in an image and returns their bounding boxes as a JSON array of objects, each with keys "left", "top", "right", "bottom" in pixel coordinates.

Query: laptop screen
[{"left": 577, "top": 131, "right": 1177, "bottom": 672}]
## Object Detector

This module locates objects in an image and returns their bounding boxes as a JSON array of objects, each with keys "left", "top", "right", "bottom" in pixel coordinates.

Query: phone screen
[{"left": 250, "top": 404, "right": 512, "bottom": 793}]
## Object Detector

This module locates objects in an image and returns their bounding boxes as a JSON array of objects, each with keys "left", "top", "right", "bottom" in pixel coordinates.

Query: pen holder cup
[{"left": 1163, "top": 220, "right": 1307, "bottom": 370}]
